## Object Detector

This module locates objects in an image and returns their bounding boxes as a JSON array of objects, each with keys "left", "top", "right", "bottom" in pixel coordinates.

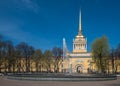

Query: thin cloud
[
  {"left": 12, "top": 0, "right": 40, "bottom": 13},
  {"left": 0, "top": 21, "right": 31, "bottom": 41},
  {"left": 0, "top": 20, "right": 55, "bottom": 50}
]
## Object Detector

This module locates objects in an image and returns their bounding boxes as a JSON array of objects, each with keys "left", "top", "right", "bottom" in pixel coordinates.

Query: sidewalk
[{"left": 0, "top": 76, "right": 120, "bottom": 86}]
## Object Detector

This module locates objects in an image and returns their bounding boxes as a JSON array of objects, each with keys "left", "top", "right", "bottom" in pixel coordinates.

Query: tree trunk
[
  {"left": 112, "top": 58, "right": 114, "bottom": 73},
  {"left": 25, "top": 58, "right": 28, "bottom": 72},
  {"left": 28, "top": 58, "right": 30, "bottom": 72},
  {"left": 35, "top": 62, "right": 39, "bottom": 72},
  {"left": 116, "top": 65, "right": 118, "bottom": 73},
  {"left": 99, "top": 54, "right": 103, "bottom": 73}
]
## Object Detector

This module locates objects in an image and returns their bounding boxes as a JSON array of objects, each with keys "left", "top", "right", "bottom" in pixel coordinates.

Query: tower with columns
[
  {"left": 73, "top": 10, "right": 87, "bottom": 53},
  {"left": 62, "top": 10, "right": 92, "bottom": 73}
]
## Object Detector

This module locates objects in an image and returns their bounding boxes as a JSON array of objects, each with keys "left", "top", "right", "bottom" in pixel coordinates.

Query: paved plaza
[{"left": 0, "top": 76, "right": 120, "bottom": 86}]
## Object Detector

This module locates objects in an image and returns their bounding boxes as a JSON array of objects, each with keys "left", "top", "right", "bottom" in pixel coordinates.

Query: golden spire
[{"left": 78, "top": 9, "right": 82, "bottom": 36}]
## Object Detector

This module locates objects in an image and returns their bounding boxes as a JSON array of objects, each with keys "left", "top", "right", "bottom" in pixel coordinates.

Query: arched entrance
[{"left": 76, "top": 64, "right": 83, "bottom": 73}]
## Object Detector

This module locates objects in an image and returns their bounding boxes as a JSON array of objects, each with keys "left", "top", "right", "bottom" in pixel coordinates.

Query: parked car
[{"left": 0, "top": 73, "right": 4, "bottom": 76}]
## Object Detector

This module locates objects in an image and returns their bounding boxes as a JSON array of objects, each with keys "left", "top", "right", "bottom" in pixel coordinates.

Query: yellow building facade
[
  {"left": 62, "top": 10, "right": 120, "bottom": 74},
  {"left": 62, "top": 10, "right": 92, "bottom": 73}
]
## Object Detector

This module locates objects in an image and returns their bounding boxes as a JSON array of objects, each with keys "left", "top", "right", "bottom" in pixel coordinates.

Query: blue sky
[{"left": 0, "top": 0, "right": 120, "bottom": 52}]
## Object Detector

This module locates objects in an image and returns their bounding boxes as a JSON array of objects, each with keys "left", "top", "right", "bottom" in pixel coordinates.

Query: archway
[{"left": 76, "top": 64, "right": 83, "bottom": 73}]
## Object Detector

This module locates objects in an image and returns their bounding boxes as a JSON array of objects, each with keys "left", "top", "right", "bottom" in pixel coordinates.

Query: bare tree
[
  {"left": 43, "top": 50, "right": 52, "bottom": 72},
  {"left": 4, "top": 40, "right": 15, "bottom": 73},
  {"left": 16, "top": 42, "right": 34, "bottom": 72},
  {"left": 52, "top": 47, "right": 62, "bottom": 73},
  {"left": 0, "top": 35, "right": 4, "bottom": 73},
  {"left": 114, "top": 43, "right": 120, "bottom": 73},
  {"left": 110, "top": 48, "right": 115, "bottom": 73},
  {"left": 33, "top": 49, "right": 42, "bottom": 72}
]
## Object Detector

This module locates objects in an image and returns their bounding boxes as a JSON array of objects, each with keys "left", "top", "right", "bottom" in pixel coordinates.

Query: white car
[{"left": 0, "top": 73, "right": 4, "bottom": 76}]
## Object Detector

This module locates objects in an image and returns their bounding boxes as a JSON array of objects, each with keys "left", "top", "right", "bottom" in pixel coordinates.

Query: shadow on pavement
[{"left": 105, "top": 83, "right": 120, "bottom": 86}]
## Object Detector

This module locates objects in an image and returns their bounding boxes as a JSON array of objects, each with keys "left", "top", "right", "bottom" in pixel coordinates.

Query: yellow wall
[
  {"left": 63, "top": 57, "right": 92, "bottom": 73},
  {"left": 73, "top": 50, "right": 87, "bottom": 53},
  {"left": 1, "top": 58, "right": 120, "bottom": 73}
]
